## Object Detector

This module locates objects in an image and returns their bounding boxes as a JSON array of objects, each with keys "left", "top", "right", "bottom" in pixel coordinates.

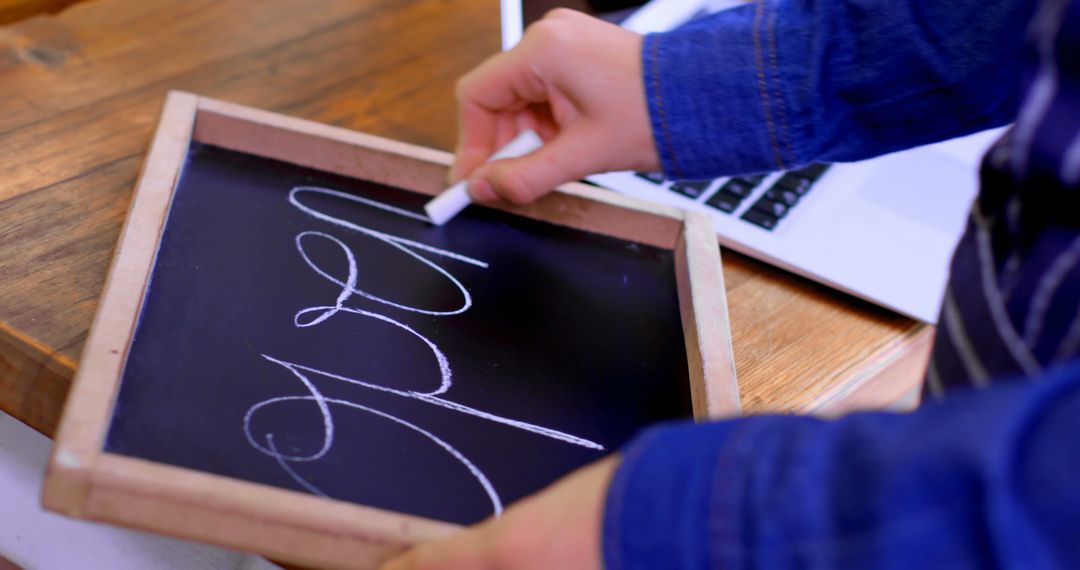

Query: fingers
[
  {"left": 379, "top": 548, "right": 416, "bottom": 570},
  {"left": 449, "top": 7, "right": 655, "bottom": 203},
  {"left": 450, "top": 45, "right": 549, "bottom": 183},
  {"left": 451, "top": 98, "right": 499, "bottom": 185},
  {"left": 468, "top": 126, "right": 597, "bottom": 205},
  {"left": 380, "top": 521, "right": 496, "bottom": 570},
  {"left": 381, "top": 456, "right": 618, "bottom": 570}
]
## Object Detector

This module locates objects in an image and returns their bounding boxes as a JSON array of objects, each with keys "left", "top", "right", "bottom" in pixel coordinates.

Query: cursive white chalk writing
[{"left": 245, "top": 186, "right": 601, "bottom": 518}]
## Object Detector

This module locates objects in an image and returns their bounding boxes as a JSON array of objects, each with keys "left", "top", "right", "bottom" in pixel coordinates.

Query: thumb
[{"left": 469, "top": 130, "right": 598, "bottom": 205}]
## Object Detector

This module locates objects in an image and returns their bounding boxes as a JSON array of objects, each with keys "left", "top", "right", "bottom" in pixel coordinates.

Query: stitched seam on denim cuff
[
  {"left": 603, "top": 429, "right": 662, "bottom": 570},
  {"left": 752, "top": 0, "right": 786, "bottom": 170},
  {"left": 766, "top": 0, "right": 796, "bottom": 167},
  {"left": 650, "top": 35, "right": 684, "bottom": 179},
  {"left": 708, "top": 422, "right": 758, "bottom": 570}
]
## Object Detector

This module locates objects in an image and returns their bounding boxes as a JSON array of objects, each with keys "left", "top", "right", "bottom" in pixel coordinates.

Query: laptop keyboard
[
  {"left": 669, "top": 180, "right": 713, "bottom": 199},
  {"left": 634, "top": 164, "right": 831, "bottom": 231}
]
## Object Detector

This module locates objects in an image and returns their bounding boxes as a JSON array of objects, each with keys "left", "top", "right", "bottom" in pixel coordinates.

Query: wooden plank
[
  {"left": 0, "top": 317, "right": 75, "bottom": 437},
  {"left": 43, "top": 91, "right": 198, "bottom": 516},
  {"left": 88, "top": 455, "right": 456, "bottom": 569},
  {"left": 675, "top": 214, "right": 740, "bottom": 418},
  {"left": 0, "top": 0, "right": 465, "bottom": 130},
  {"left": 0, "top": 150, "right": 143, "bottom": 435},
  {"left": 496, "top": 181, "right": 684, "bottom": 250},
  {"left": 193, "top": 100, "right": 685, "bottom": 250},
  {"left": 811, "top": 327, "right": 933, "bottom": 414},
  {"left": 0, "top": 0, "right": 82, "bottom": 25},
  {"left": 723, "top": 252, "right": 929, "bottom": 414}
]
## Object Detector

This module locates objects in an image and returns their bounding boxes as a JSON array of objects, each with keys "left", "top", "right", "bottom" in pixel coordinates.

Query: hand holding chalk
[{"left": 425, "top": 130, "right": 544, "bottom": 226}]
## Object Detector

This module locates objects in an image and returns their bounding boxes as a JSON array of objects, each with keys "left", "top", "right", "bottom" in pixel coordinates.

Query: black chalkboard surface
[{"left": 104, "top": 142, "right": 692, "bottom": 525}]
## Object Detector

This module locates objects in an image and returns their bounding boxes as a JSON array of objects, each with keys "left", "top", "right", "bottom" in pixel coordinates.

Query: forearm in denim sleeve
[
  {"left": 603, "top": 362, "right": 1080, "bottom": 569},
  {"left": 644, "top": 0, "right": 1031, "bottom": 180}
]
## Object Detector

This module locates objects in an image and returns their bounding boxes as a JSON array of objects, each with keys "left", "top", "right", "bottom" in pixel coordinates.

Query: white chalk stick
[
  {"left": 424, "top": 180, "right": 472, "bottom": 227},
  {"left": 425, "top": 129, "right": 544, "bottom": 226}
]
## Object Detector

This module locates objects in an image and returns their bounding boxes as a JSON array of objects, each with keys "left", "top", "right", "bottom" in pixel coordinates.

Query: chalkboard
[
  {"left": 104, "top": 141, "right": 692, "bottom": 525},
  {"left": 45, "top": 93, "right": 736, "bottom": 567}
]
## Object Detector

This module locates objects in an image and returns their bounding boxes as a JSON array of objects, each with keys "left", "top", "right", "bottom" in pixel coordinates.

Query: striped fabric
[{"left": 927, "top": 0, "right": 1080, "bottom": 396}]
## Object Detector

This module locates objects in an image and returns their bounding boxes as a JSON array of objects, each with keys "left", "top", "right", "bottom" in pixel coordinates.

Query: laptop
[{"left": 501, "top": 0, "right": 1004, "bottom": 324}]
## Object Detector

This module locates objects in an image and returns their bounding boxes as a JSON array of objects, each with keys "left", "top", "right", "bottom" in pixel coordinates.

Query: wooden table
[
  {"left": 0, "top": 0, "right": 933, "bottom": 438},
  {"left": 0, "top": 0, "right": 78, "bottom": 25}
]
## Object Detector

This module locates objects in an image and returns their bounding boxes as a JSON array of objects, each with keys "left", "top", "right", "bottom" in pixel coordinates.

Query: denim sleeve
[
  {"left": 644, "top": 0, "right": 1033, "bottom": 180},
  {"left": 603, "top": 361, "right": 1080, "bottom": 569}
]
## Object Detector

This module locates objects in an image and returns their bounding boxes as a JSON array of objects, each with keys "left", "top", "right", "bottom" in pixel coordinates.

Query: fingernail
[{"left": 468, "top": 178, "right": 496, "bottom": 202}]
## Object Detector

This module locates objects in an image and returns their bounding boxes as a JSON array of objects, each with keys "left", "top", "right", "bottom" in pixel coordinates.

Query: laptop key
[
  {"left": 731, "top": 174, "right": 767, "bottom": 186},
  {"left": 773, "top": 174, "right": 814, "bottom": 196},
  {"left": 670, "top": 179, "right": 713, "bottom": 199},
  {"left": 705, "top": 191, "right": 740, "bottom": 213},
  {"left": 718, "top": 178, "right": 757, "bottom": 199},
  {"left": 741, "top": 208, "right": 778, "bottom": 230},
  {"left": 765, "top": 188, "right": 799, "bottom": 207},
  {"left": 790, "top": 163, "right": 830, "bottom": 180},
  {"left": 635, "top": 171, "right": 666, "bottom": 184},
  {"left": 752, "top": 198, "right": 790, "bottom": 218}
]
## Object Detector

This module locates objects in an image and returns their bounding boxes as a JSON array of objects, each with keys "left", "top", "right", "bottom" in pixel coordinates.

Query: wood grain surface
[
  {"left": 0, "top": 0, "right": 82, "bottom": 25},
  {"left": 0, "top": 0, "right": 930, "bottom": 438}
]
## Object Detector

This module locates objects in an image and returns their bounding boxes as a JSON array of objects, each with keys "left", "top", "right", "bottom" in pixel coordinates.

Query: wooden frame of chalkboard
[{"left": 42, "top": 91, "right": 738, "bottom": 568}]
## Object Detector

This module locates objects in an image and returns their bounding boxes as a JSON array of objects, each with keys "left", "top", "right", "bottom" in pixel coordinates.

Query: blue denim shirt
[
  {"left": 642, "top": 0, "right": 1030, "bottom": 179},
  {"left": 604, "top": 1, "right": 1080, "bottom": 568},
  {"left": 605, "top": 361, "right": 1080, "bottom": 569}
]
